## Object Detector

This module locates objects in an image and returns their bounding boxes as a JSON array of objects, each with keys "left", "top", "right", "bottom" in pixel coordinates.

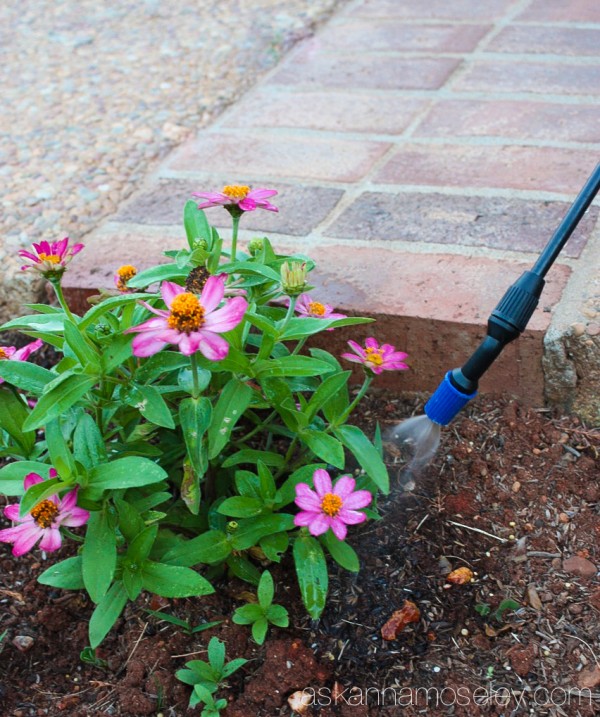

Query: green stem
[
  {"left": 337, "top": 374, "right": 373, "bottom": 425},
  {"left": 50, "top": 278, "right": 76, "bottom": 323},
  {"left": 190, "top": 352, "right": 200, "bottom": 399},
  {"left": 230, "top": 213, "right": 241, "bottom": 264},
  {"left": 237, "top": 409, "right": 277, "bottom": 444},
  {"left": 291, "top": 336, "right": 308, "bottom": 356},
  {"left": 280, "top": 295, "right": 297, "bottom": 333}
]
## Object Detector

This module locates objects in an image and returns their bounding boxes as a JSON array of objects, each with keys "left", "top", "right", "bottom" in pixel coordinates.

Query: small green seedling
[
  {"left": 144, "top": 608, "right": 221, "bottom": 636},
  {"left": 176, "top": 636, "right": 247, "bottom": 710},
  {"left": 232, "top": 570, "right": 289, "bottom": 645},
  {"left": 475, "top": 598, "right": 521, "bottom": 622},
  {"left": 0, "top": 629, "right": 7, "bottom": 655},
  {"left": 80, "top": 646, "right": 108, "bottom": 669}
]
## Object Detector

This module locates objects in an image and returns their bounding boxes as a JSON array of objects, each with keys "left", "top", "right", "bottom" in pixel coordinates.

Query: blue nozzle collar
[{"left": 425, "top": 371, "right": 477, "bottom": 426}]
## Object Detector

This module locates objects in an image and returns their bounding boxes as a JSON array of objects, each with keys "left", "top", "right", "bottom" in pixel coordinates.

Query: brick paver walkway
[{"left": 64, "top": 0, "right": 600, "bottom": 410}]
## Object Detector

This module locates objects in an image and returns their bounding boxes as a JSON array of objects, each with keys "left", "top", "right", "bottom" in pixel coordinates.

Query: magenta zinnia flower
[
  {"left": 0, "top": 339, "right": 43, "bottom": 384},
  {"left": 342, "top": 338, "right": 409, "bottom": 375},
  {"left": 294, "top": 293, "right": 346, "bottom": 329},
  {"left": 125, "top": 275, "right": 247, "bottom": 359},
  {"left": 18, "top": 237, "right": 84, "bottom": 275},
  {"left": 192, "top": 185, "right": 278, "bottom": 213},
  {"left": 0, "top": 470, "right": 90, "bottom": 557},
  {"left": 294, "top": 469, "right": 372, "bottom": 541}
]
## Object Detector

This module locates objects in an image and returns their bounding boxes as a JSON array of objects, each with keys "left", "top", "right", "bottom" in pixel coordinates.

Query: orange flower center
[
  {"left": 308, "top": 301, "right": 326, "bottom": 316},
  {"left": 30, "top": 499, "right": 59, "bottom": 528},
  {"left": 38, "top": 253, "right": 61, "bottom": 264},
  {"left": 223, "top": 185, "right": 250, "bottom": 201},
  {"left": 116, "top": 264, "right": 137, "bottom": 291},
  {"left": 0, "top": 348, "right": 8, "bottom": 359},
  {"left": 364, "top": 347, "right": 384, "bottom": 366},
  {"left": 321, "top": 493, "right": 343, "bottom": 517},
  {"left": 167, "top": 292, "right": 205, "bottom": 333}
]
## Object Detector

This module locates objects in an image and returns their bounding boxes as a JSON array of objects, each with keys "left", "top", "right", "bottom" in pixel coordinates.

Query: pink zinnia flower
[
  {"left": 125, "top": 275, "right": 247, "bottom": 360},
  {"left": 18, "top": 237, "right": 84, "bottom": 275},
  {"left": 294, "top": 469, "right": 372, "bottom": 541},
  {"left": 342, "top": 338, "right": 409, "bottom": 375},
  {"left": 0, "top": 339, "right": 43, "bottom": 384},
  {"left": 192, "top": 185, "right": 278, "bottom": 213},
  {"left": 114, "top": 264, "right": 138, "bottom": 293},
  {"left": 0, "top": 470, "right": 90, "bottom": 557},
  {"left": 294, "top": 293, "right": 346, "bottom": 329}
]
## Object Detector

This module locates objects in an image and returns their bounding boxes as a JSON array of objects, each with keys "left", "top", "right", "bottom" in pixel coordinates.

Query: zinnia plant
[{"left": 0, "top": 188, "right": 409, "bottom": 652}]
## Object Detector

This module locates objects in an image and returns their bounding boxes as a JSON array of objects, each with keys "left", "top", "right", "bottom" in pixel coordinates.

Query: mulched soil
[{"left": 1, "top": 388, "right": 599, "bottom": 717}]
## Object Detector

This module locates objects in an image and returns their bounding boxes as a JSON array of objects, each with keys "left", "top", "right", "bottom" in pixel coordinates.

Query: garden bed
[{"left": 1, "top": 391, "right": 598, "bottom": 716}]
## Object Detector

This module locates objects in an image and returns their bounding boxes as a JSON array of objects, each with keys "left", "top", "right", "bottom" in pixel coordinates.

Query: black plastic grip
[{"left": 491, "top": 270, "right": 545, "bottom": 334}]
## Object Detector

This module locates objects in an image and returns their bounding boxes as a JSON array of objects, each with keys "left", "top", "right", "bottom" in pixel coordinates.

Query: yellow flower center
[
  {"left": 0, "top": 348, "right": 8, "bottom": 359},
  {"left": 30, "top": 499, "right": 59, "bottom": 529},
  {"left": 222, "top": 185, "right": 250, "bottom": 201},
  {"left": 308, "top": 301, "right": 326, "bottom": 316},
  {"left": 364, "top": 347, "right": 384, "bottom": 366},
  {"left": 38, "top": 253, "right": 61, "bottom": 264},
  {"left": 116, "top": 264, "right": 137, "bottom": 291},
  {"left": 167, "top": 292, "right": 205, "bottom": 333},
  {"left": 321, "top": 493, "right": 343, "bottom": 517}
]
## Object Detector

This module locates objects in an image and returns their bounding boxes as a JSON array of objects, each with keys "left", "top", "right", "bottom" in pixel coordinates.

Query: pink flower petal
[
  {"left": 161, "top": 281, "right": 185, "bottom": 307},
  {"left": 203, "top": 296, "right": 247, "bottom": 333},
  {"left": 313, "top": 469, "right": 332, "bottom": 497},
  {"left": 238, "top": 197, "right": 257, "bottom": 212},
  {"left": 24, "top": 472, "right": 44, "bottom": 490},
  {"left": 329, "top": 517, "right": 348, "bottom": 541},
  {"left": 333, "top": 476, "right": 356, "bottom": 500},
  {"left": 12, "top": 339, "right": 43, "bottom": 362},
  {"left": 365, "top": 337, "right": 379, "bottom": 350},
  {"left": 39, "top": 528, "right": 62, "bottom": 552},
  {"left": 197, "top": 331, "right": 229, "bottom": 361},
  {"left": 178, "top": 332, "right": 202, "bottom": 356},
  {"left": 200, "top": 275, "right": 226, "bottom": 314},
  {"left": 60, "top": 506, "right": 90, "bottom": 528},
  {"left": 337, "top": 508, "right": 368, "bottom": 525},
  {"left": 248, "top": 189, "right": 278, "bottom": 200},
  {"left": 54, "top": 237, "right": 69, "bottom": 258},
  {"left": 10, "top": 524, "right": 43, "bottom": 556},
  {"left": 346, "top": 340, "right": 365, "bottom": 357},
  {"left": 126, "top": 316, "right": 169, "bottom": 334},
  {"left": 342, "top": 490, "right": 372, "bottom": 510},
  {"left": 69, "top": 243, "right": 85, "bottom": 256},
  {"left": 58, "top": 488, "right": 78, "bottom": 512},
  {"left": 340, "top": 353, "right": 363, "bottom": 364},
  {"left": 294, "top": 510, "right": 320, "bottom": 528},
  {"left": 307, "top": 513, "right": 330, "bottom": 536},
  {"left": 294, "top": 485, "right": 321, "bottom": 512},
  {"left": 131, "top": 332, "right": 169, "bottom": 357},
  {"left": 4, "top": 504, "right": 22, "bottom": 521}
]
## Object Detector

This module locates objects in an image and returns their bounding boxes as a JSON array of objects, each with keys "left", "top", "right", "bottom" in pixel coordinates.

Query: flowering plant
[{"left": 0, "top": 186, "right": 408, "bottom": 648}]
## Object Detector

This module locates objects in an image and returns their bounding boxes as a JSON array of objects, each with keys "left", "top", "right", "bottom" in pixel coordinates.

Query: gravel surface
[{"left": 0, "top": 0, "right": 345, "bottom": 321}]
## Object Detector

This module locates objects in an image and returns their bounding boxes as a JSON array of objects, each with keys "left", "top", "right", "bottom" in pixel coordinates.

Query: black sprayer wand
[{"left": 392, "top": 163, "right": 600, "bottom": 470}]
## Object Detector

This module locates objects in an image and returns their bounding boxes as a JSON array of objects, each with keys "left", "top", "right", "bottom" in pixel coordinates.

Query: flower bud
[
  {"left": 192, "top": 238, "right": 208, "bottom": 251},
  {"left": 280, "top": 260, "right": 308, "bottom": 296},
  {"left": 248, "top": 237, "right": 264, "bottom": 256}
]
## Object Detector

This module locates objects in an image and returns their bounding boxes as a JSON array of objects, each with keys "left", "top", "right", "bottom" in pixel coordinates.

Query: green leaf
[
  {"left": 23, "top": 375, "right": 97, "bottom": 431},
  {"left": 275, "top": 463, "right": 327, "bottom": 508},
  {"left": 254, "top": 356, "right": 335, "bottom": 378},
  {"left": 0, "top": 361, "right": 54, "bottom": 395},
  {"left": 0, "top": 461, "right": 51, "bottom": 496},
  {"left": 321, "top": 531, "right": 360, "bottom": 572},
  {"left": 0, "top": 387, "right": 35, "bottom": 455},
  {"left": 63, "top": 321, "right": 101, "bottom": 370},
  {"left": 207, "top": 378, "right": 252, "bottom": 459},
  {"left": 221, "top": 656, "right": 248, "bottom": 677},
  {"left": 278, "top": 316, "right": 373, "bottom": 341},
  {"left": 101, "top": 333, "right": 133, "bottom": 373},
  {"left": 257, "top": 570, "right": 274, "bottom": 608},
  {"left": 73, "top": 414, "right": 107, "bottom": 470},
  {"left": 227, "top": 554, "right": 261, "bottom": 585},
  {"left": 300, "top": 430, "right": 345, "bottom": 469},
  {"left": 230, "top": 514, "right": 295, "bottom": 551},
  {"left": 115, "top": 498, "right": 146, "bottom": 543},
  {"left": 251, "top": 617, "right": 269, "bottom": 645},
  {"left": 257, "top": 462, "right": 276, "bottom": 502},
  {"left": 131, "top": 384, "right": 175, "bottom": 428},
  {"left": 232, "top": 604, "right": 263, "bottom": 625},
  {"left": 45, "top": 418, "right": 76, "bottom": 479},
  {"left": 207, "top": 636, "right": 225, "bottom": 673},
  {"left": 181, "top": 462, "right": 201, "bottom": 516},
  {"left": 162, "top": 530, "right": 231, "bottom": 567},
  {"left": 235, "top": 470, "right": 261, "bottom": 500},
  {"left": 83, "top": 509, "right": 117, "bottom": 603},
  {"left": 127, "top": 525, "right": 158, "bottom": 563},
  {"left": 333, "top": 424, "right": 389, "bottom": 494},
  {"left": 141, "top": 561, "right": 215, "bottom": 598},
  {"left": 19, "top": 476, "right": 67, "bottom": 517},
  {"left": 126, "top": 264, "right": 186, "bottom": 289},
  {"left": 293, "top": 535, "right": 328, "bottom": 620},
  {"left": 0, "top": 313, "right": 66, "bottom": 334},
  {"left": 219, "top": 260, "right": 281, "bottom": 283},
  {"left": 87, "top": 457, "right": 168, "bottom": 492},
  {"left": 89, "top": 581, "right": 128, "bottom": 648},
  {"left": 184, "top": 201, "right": 212, "bottom": 249},
  {"left": 259, "top": 532, "right": 289, "bottom": 562},
  {"left": 123, "top": 567, "right": 144, "bottom": 601},
  {"left": 221, "top": 449, "right": 284, "bottom": 469},
  {"left": 38, "top": 556, "right": 85, "bottom": 590},
  {"left": 266, "top": 604, "right": 289, "bottom": 627},
  {"left": 135, "top": 351, "right": 191, "bottom": 382},
  {"left": 179, "top": 397, "right": 212, "bottom": 478},
  {"left": 217, "top": 496, "right": 264, "bottom": 518},
  {"left": 79, "top": 293, "right": 150, "bottom": 330},
  {"left": 306, "top": 371, "right": 351, "bottom": 420}
]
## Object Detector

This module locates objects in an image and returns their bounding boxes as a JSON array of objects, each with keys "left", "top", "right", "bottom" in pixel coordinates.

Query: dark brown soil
[{"left": 1, "top": 392, "right": 599, "bottom": 717}]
